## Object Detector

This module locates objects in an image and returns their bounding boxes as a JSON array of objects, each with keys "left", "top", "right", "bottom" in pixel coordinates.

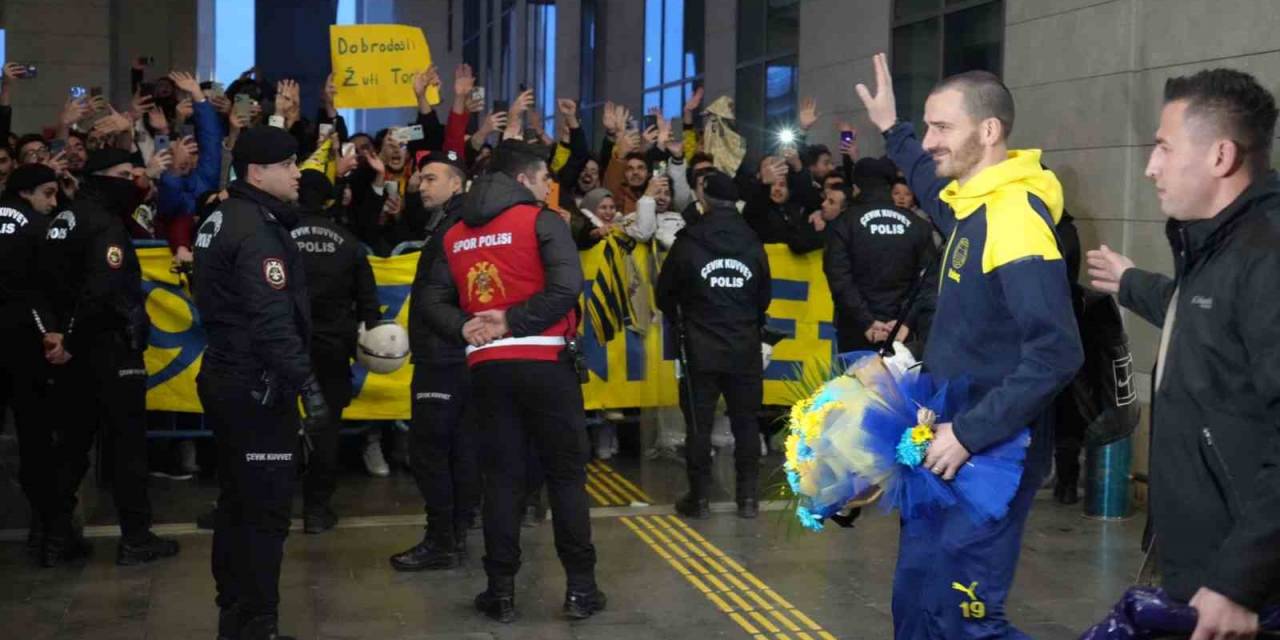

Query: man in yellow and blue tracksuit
[{"left": 857, "top": 56, "right": 1084, "bottom": 638}]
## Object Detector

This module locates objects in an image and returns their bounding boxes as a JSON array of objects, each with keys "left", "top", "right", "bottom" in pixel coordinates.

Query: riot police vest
[{"left": 444, "top": 203, "right": 575, "bottom": 366}]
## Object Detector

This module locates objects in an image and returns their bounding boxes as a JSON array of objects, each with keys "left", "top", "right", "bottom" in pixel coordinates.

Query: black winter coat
[
  {"left": 291, "top": 208, "right": 380, "bottom": 362},
  {"left": 421, "top": 172, "right": 584, "bottom": 344},
  {"left": 193, "top": 181, "right": 314, "bottom": 391},
  {"left": 823, "top": 197, "right": 936, "bottom": 352},
  {"left": 41, "top": 186, "right": 149, "bottom": 353},
  {"left": 655, "top": 205, "right": 772, "bottom": 373},
  {"left": 0, "top": 198, "right": 52, "bottom": 333},
  {"left": 409, "top": 192, "right": 466, "bottom": 364},
  {"left": 1117, "top": 172, "right": 1280, "bottom": 610}
]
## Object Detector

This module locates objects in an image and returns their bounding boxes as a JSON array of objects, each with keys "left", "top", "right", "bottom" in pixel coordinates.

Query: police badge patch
[
  {"left": 263, "top": 258, "right": 287, "bottom": 290},
  {"left": 106, "top": 244, "right": 124, "bottom": 269}
]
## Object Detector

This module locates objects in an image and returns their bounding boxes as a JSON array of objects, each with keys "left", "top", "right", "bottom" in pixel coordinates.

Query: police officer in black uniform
[
  {"left": 0, "top": 164, "right": 62, "bottom": 553},
  {"left": 823, "top": 159, "right": 937, "bottom": 353},
  {"left": 391, "top": 149, "right": 481, "bottom": 571},
  {"left": 40, "top": 149, "right": 181, "bottom": 567},
  {"left": 291, "top": 169, "right": 381, "bottom": 534},
  {"left": 423, "top": 141, "right": 604, "bottom": 623},
  {"left": 193, "top": 126, "right": 328, "bottom": 640},
  {"left": 656, "top": 170, "right": 772, "bottom": 520}
]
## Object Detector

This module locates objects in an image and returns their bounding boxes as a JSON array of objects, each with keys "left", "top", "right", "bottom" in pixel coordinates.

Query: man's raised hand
[{"left": 855, "top": 52, "right": 899, "bottom": 133}]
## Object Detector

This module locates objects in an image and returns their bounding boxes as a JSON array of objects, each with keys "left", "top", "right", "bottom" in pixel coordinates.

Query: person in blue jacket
[
  {"left": 855, "top": 53, "right": 1084, "bottom": 639},
  {"left": 156, "top": 71, "right": 222, "bottom": 262}
]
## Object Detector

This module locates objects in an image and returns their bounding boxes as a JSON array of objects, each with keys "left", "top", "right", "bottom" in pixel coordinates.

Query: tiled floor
[{"left": 0, "top": 422, "right": 1142, "bottom": 639}]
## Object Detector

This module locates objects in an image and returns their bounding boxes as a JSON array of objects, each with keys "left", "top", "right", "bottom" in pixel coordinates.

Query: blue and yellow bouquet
[{"left": 783, "top": 354, "right": 1029, "bottom": 531}]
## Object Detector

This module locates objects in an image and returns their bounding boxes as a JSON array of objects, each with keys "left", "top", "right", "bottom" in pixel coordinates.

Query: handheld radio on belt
[{"left": 674, "top": 305, "right": 700, "bottom": 438}]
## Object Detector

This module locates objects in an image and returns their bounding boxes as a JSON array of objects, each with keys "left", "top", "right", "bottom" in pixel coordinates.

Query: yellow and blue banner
[{"left": 137, "top": 243, "right": 839, "bottom": 419}]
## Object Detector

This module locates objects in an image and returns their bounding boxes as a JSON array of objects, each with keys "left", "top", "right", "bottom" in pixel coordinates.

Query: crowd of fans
[
  {"left": 0, "top": 59, "right": 926, "bottom": 265},
  {"left": 0, "top": 57, "right": 929, "bottom": 473}
]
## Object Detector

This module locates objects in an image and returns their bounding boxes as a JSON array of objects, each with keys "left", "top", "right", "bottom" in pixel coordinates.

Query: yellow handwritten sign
[{"left": 329, "top": 24, "right": 440, "bottom": 109}]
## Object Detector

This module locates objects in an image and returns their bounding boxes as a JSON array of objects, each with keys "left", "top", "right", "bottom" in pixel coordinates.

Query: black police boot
[
  {"left": 521, "top": 501, "right": 543, "bottom": 528},
  {"left": 389, "top": 531, "right": 460, "bottom": 571},
  {"left": 40, "top": 528, "right": 92, "bottom": 568},
  {"left": 453, "top": 523, "right": 469, "bottom": 556},
  {"left": 239, "top": 614, "right": 294, "bottom": 640},
  {"left": 1054, "top": 482, "right": 1080, "bottom": 505},
  {"left": 117, "top": 531, "right": 181, "bottom": 566},
  {"left": 26, "top": 517, "right": 44, "bottom": 554},
  {"left": 217, "top": 605, "right": 240, "bottom": 640},
  {"left": 303, "top": 506, "right": 338, "bottom": 534},
  {"left": 196, "top": 506, "right": 218, "bottom": 531},
  {"left": 737, "top": 498, "right": 760, "bottom": 520},
  {"left": 675, "top": 493, "right": 711, "bottom": 520},
  {"left": 474, "top": 575, "right": 516, "bottom": 623},
  {"left": 564, "top": 587, "right": 608, "bottom": 620}
]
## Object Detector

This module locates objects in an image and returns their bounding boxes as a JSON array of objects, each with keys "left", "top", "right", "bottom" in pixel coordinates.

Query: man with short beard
[
  {"left": 857, "top": 54, "right": 1083, "bottom": 639},
  {"left": 603, "top": 149, "right": 650, "bottom": 216},
  {"left": 574, "top": 157, "right": 600, "bottom": 202},
  {"left": 64, "top": 132, "right": 87, "bottom": 174}
]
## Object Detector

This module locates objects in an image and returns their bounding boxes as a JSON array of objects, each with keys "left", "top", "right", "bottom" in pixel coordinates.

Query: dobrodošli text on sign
[{"left": 329, "top": 24, "right": 440, "bottom": 109}]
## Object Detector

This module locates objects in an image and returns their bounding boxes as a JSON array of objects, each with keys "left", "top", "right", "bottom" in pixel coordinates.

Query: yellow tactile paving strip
[
  {"left": 621, "top": 514, "right": 837, "bottom": 640},
  {"left": 585, "top": 460, "right": 654, "bottom": 506}
]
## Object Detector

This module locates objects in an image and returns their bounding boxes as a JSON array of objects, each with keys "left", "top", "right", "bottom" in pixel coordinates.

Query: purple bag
[{"left": 1080, "top": 587, "right": 1280, "bottom": 639}]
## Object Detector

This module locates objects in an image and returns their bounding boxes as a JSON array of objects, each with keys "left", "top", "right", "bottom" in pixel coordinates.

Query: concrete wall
[
  {"left": 555, "top": 0, "right": 581, "bottom": 101},
  {"left": 798, "top": 0, "right": 892, "bottom": 157},
  {"left": 394, "top": 0, "right": 456, "bottom": 79},
  {"left": 702, "top": 0, "right": 736, "bottom": 105},
  {"left": 112, "top": 0, "right": 197, "bottom": 107},
  {"left": 2, "top": 0, "right": 113, "bottom": 135},
  {"left": 596, "top": 0, "right": 644, "bottom": 115},
  {"left": 0, "top": 0, "right": 196, "bottom": 135}
]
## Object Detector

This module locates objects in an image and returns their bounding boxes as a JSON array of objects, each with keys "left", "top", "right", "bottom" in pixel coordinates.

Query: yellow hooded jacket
[{"left": 883, "top": 123, "right": 1083, "bottom": 459}]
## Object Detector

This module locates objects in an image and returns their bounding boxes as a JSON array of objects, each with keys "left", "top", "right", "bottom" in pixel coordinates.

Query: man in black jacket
[
  {"left": 290, "top": 169, "right": 381, "bottom": 534},
  {"left": 391, "top": 150, "right": 480, "bottom": 572},
  {"left": 1088, "top": 68, "right": 1279, "bottom": 638},
  {"left": 422, "top": 141, "right": 604, "bottom": 623},
  {"left": 656, "top": 170, "right": 772, "bottom": 520},
  {"left": 0, "top": 164, "right": 64, "bottom": 553},
  {"left": 41, "top": 150, "right": 181, "bottom": 568},
  {"left": 193, "top": 126, "right": 329, "bottom": 640},
  {"left": 823, "top": 164, "right": 936, "bottom": 354}
]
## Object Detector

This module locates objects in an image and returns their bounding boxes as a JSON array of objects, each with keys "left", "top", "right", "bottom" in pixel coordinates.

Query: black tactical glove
[
  {"left": 124, "top": 304, "right": 152, "bottom": 351},
  {"left": 298, "top": 375, "right": 330, "bottom": 461},
  {"left": 300, "top": 374, "right": 330, "bottom": 427}
]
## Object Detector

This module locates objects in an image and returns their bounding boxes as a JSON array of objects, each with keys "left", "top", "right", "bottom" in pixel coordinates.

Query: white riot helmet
[{"left": 357, "top": 321, "right": 410, "bottom": 374}]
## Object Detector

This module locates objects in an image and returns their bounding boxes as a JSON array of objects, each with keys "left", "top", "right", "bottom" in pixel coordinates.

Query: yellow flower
[
  {"left": 785, "top": 433, "right": 800, "bottom": 468},
  {"left": 910, "top": 424, "right": 935, "bottom": 446},
  {"left": 795, "top": 401, "right": 840, "bottom": 446}
]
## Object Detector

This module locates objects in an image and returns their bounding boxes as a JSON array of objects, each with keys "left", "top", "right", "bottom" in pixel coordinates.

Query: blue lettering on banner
[
  {"left": 764, "top": 318, "right": 799, "bottom": 381},
  {"left": 626, "top": 326, "right": 647, "bottom": 381},
  {"left": 141, "top": 280, "right": 206, "bottom": 390},
  {"left": 579, "top": 281, "right": 610, "bottom": 380},
  {"left": 771, "top": 279, "right": 809, "bottom": 302},
  {"left": 351, "top": 284, "right": 410, "bottom": 396},
  {"left": 820, "top": 321, "right": 839, "bottom": 368}
]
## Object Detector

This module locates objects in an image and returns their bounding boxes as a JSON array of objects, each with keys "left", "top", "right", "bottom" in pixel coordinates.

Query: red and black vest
[{"left": 444, "top": 204, "right": 576, "bottom": 367}]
